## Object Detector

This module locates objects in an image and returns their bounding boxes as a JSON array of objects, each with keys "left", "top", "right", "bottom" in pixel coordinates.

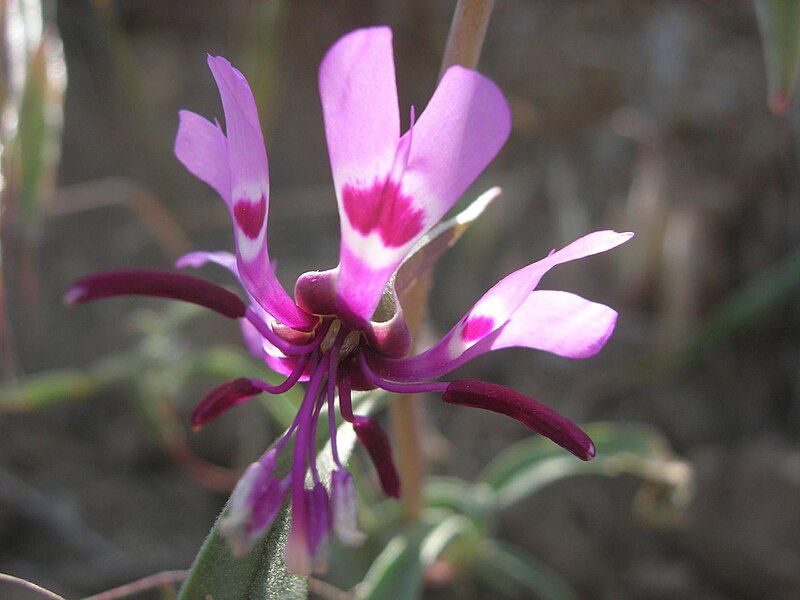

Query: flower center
[{"left": 317, "top": 318, "right": 362, "bottom": 360}]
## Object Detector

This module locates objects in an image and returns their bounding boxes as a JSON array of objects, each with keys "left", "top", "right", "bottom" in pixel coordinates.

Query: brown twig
[
  {"left": 163, "top": 442, "right": 241, "bottom": 492},
  {"left": 307, "top": 577, "right": 354, "bottom": 600},
  {"left": 390, "top": 0, "right": 496, "bottom": 525},
  {"left": 0, "top": 467, "right": 121, "bottom": 557},
  {"left": 439, "top": 0, "right": 495, "bottom": 76},
  {"left": 0, "top": 185, "right": 18, "bottom": 382},
  {"left": 81, "top": 570, "right": 188, "bottom": 600},
  {"left": 0, "top": 573, "right": 66, "bottom": 600},
  {"left": 51, "top": 177, "right": 192, "bottom": 260},
  {"left": 0, "top": 257, "right": 17, "bottom": 382}
]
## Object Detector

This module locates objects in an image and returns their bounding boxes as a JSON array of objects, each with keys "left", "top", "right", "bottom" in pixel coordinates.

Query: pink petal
[
  {"left": 320, "top": 26, "right": 400, "bottom": 210},
  {"left": 239, "top": 317, "right": 267, "bottom": 360},
  {"left": 175, "top": 250, "right": 238, "bottom": 275},
  {"left": 175, "top": 110, "right": 230, "bottom": 202},
  {"left": 447, "top": 230, "right": 631, "bottom": 356},
  {"left": 207, "top": 56, "right": 269, "bottom": 210},
  {"left": 262, "top": 338, "right": 311, "bottom": 381},
  {"left": 482, "top": 290, "right": 618, "bottom": 359},
  {"left": 371, "top": 231, "right": 632, "bottom": 380},
  {"left": 332, "top": 62, "right": 511, "bottom": 322},
  {"left": 423, "top": 291, "right": 617, "bottom": 377},
  {"left": 207, "top": 56, "right": 315, "bottom": 331},
  {"left": 175, "top": 252, "right": 305, "bottom": 370},
  {"left": 401, "top": 66, "right": 511, "bottom": 233}
]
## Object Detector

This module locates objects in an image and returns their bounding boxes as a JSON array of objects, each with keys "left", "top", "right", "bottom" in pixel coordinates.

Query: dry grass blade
[
  {"left": 81, "top": 570, "right": 188, "bottom": 600},
  {"left": 0, "top": 573, "right": 66, "bottom": 600}
]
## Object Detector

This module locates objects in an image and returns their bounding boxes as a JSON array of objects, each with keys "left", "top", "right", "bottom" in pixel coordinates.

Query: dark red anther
[
  {"left": 65, "top": 269, "right": 247, "bottom": 319},
  {"left": 443, "top": 380, "right": 595, "bottom": 461},
  {"left": 191, "top": 378, "right": 262, "bottom": 430},
  {"left": 352, "top": 415, "right": 400, "bottom": 498}
]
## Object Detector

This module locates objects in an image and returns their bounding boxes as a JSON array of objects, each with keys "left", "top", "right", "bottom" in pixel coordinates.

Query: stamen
[
  {"left": 307, "top": 382, "right": 327, "bottom": 484},
  {"left": 218, "top": 452, "right": 287, "bottom": 556},
  {"left": 442, "top": 380, "right": 596, "bottom": 461},
  {"left": 65, "top": 269, "right": 247, "bottom": 319},
  {"left": 287, "top": 353, "right": 330, "bottom": 575},
  {"left": 331, "top": 469, "right": 365, "bottom": 546},
  {"left": 327, "top": 330, "right": 347, "bottom": 468},
  {"left": 352, "top": 415, "right": 400, "bottom": 498},
  {"left": 338, "top": 376, "right": 354, "bottom": 423},
  {"left": 246, "top": 308, "right": 331, "bottom": 356},
  {"left": 191, "top": 378, "right": 262, "bottom": 430},
  {"left": 357, "top": 353, "right": 448, "bottom": 394},
  {"left": 250, "top": 352, "right": 311, "bottom": 394}
]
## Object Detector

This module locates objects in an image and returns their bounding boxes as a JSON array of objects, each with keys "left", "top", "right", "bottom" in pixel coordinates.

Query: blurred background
[{"left": 2, "top": 1, "right": 800, "bottom": 598}]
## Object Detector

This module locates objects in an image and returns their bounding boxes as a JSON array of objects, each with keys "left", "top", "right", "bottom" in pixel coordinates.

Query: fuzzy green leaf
[{"left": 178, "top": 398, "right": 378, "bottom": 599}]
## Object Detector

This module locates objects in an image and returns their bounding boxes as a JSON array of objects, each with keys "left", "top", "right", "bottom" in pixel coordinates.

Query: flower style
[{"left": 66, "top": 27, "right": 632, "bottom": 574}]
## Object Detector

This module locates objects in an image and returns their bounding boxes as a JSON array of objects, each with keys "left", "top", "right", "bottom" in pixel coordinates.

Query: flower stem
[
  {"left": 439, "top": 0, "right": 495, "bottom": 76},
  {"left": 390, "top": 0, "right": 495, "bottom": 524}
]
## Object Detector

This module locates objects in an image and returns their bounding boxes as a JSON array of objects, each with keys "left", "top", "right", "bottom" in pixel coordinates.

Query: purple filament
[
  {"left": 245, "top": 308, "right": 330, "bottom": 356},
  {"left": 251, "top": 352, "right": 311, "bottom": 395},
  {"left": 357, "top": 352, "right": 448, "bottom": 394}
]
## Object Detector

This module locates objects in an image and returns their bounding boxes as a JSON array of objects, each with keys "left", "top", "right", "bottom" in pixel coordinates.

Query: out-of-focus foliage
[
  {"left": 4, "top": 2, "right": 800, "bottom": 598},
  {"left": 1, "top": 0, "right": 65, "bottom": 241},
  {"left": 755, "top": 0, "right": 800, "bottom": 113},
  {"left": 349, "top": 423, "right": 692, "bottom": 600},
  {"left": 0, "top": 303, "right": 302, "bottom": 494}
]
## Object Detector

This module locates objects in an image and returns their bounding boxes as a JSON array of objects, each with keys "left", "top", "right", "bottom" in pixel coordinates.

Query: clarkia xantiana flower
[{"left": 66, "top": 27, "right": 631, "bottom": 574}]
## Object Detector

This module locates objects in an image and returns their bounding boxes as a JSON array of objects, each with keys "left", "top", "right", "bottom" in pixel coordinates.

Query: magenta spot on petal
[
  {"left": 461, "top": 315, "right": 494, "bottom": 342},
  {"left": 234, "top": 194, "right": 267, "bottom": 239},
  {"left": 342, "top": 179, "right": 423, "bottom": 248}
]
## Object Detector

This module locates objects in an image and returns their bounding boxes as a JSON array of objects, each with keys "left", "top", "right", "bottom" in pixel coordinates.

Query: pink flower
[{"left": 66, "top": 27, "right": 631, "bottom": 574}]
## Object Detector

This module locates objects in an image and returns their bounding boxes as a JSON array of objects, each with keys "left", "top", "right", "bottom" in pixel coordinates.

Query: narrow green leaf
[
  {"left": 0, "top": 356, "right": 132, "bottom": 412},
  {"left": 356, "top": 522, "right": 432, "bottom": 600},
  {"left": 755, "top": 0, "right": 800, "bottom": 113},
  {"left": 479, "top": 422, "right": 686, "bottom": 510},
  {"left": 475, "top": 541, "right": 578, "bottom": 600},
  {"left": 423, "top": 476, "right": 493, "bottom": 525},
  {"left": 419, "top": 514, "right": 477, "bottom": 566},
  {"left": 178, "top": 398, "right": 378, "bottom": 599}
]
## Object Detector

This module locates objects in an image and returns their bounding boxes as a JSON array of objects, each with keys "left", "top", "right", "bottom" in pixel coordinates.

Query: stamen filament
[
  {"left": 251, "top": 352, "right": 311, "bottom": 395},
  {"left": 307, "top": 385, "right": 327, "bottom": 484},
  {"left": 246, "top": 308, "right": 331, "bottom": 356},
  {"left": 327, "top": 330, "right": 348, "bottom": 468},
  {"left": 290, "top": 353, "right": 330, "bottom": 498},
  {"left": 338, "top": 376, "right": 354, "bottom": 423},
  {"left": 357, "top": 353, "right": 448, "bottom": 394}
]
